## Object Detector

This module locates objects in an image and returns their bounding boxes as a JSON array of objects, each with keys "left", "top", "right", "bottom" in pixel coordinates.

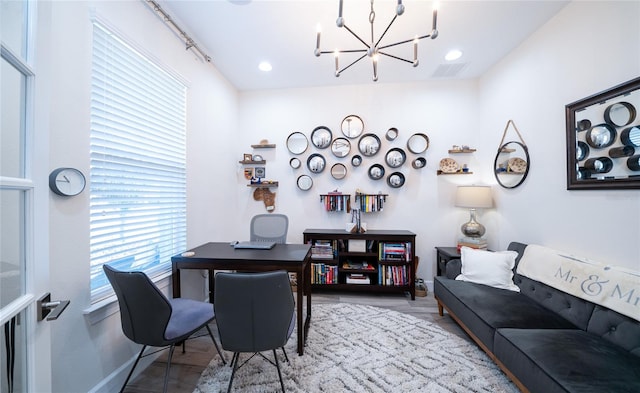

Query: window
[{"left": 90, "top": 22, "right": 187, "bottom": 303}]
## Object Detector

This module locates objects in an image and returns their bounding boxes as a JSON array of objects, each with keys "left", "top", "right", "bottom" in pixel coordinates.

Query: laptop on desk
[{"left": 233, "top": 241, "right": 276, "bottom": 250}]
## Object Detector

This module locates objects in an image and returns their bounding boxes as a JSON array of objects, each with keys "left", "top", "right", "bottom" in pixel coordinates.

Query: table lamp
[{"left": 455, "top": 185, "right": 493, "bottom": 238}]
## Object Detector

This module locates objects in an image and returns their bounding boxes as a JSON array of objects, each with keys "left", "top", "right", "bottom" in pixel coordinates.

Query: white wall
[
  {"left": 43, "top": 1, "right": 238, "bottom": 392},
  {"left": 477, "top": 1, "right": 640, "bottom": 268},
  {"left": 42, "top": 0, "right": 639, "bottom": 392}
]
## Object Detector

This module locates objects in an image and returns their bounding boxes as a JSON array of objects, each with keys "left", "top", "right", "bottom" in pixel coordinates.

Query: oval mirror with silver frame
[
  {"left": 385, "top": 148, "right": 406, "bottom": 168},
  {"left": 494, "top": 141, "right": 530, "bottom": 189},
  {"left": 286, "top": 132, "right": 308, "bottom": 155},
  {"left": 358, "top": 133, "right": 381, "bottom": 157},
  {"left": 311, "top": 126, "right": 332, "bottom": 149},
  {"left": 289, "top": 157, "right": 301, "bottom": 169},
  {"left": 368, "top": 164, "right": 385, "bottom": 180},
  {"left": 586, "top": 124, "right": 617, "bottom": 148},
  {"left": 351, "top": 155, "right": 362, "bottom": 167},
  {"left": 341, "top": 115, "right": 364, "bottom": 139},
  {"left": 407, "top": 133, "right": 430, "bottom": 154},
  {"left": 387, "top": 172, "right": 405, "bottom": 188},
  {"left": 307, "top": 153, "right": 326, "bottom": 173},
  {"left": 330, "top": 163, "right": 347, "bottom": 180},
  {"left": 331, "top": 137, "right": 351, "bottom": 158},
  {"left": 297, "top": 175, "right": 313, "bottom": 191}
]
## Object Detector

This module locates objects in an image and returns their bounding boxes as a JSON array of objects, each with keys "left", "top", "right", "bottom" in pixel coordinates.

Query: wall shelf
[
  {"left": 247, "top": 182, "right": 278, "bottom": 187},
  {"left": 448, "top": 148, "right": 477, "bottom": 153},
  {"left": 437, "top": 170, "right": 474, "bottom": 175},
  {"left": 251, "top": 143, "right": 276, "bottom": 149},
  {"left": 239, "top": 160, "right": 266, "bottom": 164}
]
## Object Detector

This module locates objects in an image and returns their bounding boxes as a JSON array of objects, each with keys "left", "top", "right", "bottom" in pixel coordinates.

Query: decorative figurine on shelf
[{"left": 462, "top": 164, "right": 469, "bottom": 173}]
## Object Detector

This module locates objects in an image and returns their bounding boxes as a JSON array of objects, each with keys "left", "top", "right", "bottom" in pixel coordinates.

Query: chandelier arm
[
  {"left": 378, "top": 51, "right": 413, "bottom": 64},
  {"left": 374, "top": 15, "right": 398, "bottom": 49},
  {"left": 343, "top": 24, "right": 371, "bottom": 49},
  {"left": 338, "top": 54, "right": 368, "bottom": 75},
  {"left": 319, "top": 49, "right": 367, "bottom": 55},
  {"left": 379, "top": 34, "right": 431, "bottom": 50}
]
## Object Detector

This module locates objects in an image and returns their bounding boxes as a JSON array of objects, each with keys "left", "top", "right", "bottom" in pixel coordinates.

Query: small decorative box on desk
[{"left": 303, "top": 229, "right": 417, "bottom": 300}]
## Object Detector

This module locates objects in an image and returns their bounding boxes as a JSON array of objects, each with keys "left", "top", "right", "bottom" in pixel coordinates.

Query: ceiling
[{"left": 156, "top": 0, "right": 569, "bottom": 91}]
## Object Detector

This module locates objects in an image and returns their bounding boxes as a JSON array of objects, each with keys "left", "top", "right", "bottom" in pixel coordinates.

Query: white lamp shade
[{"left": 455, "top": 186, "right": 493, "bottom": 209}]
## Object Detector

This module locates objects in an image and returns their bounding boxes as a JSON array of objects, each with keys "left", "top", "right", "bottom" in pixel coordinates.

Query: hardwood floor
[{"left": 122, "top": 290, "right": 467, "bottom": 392}]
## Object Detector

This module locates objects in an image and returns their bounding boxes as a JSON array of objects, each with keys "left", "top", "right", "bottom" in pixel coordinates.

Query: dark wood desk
[
  {"left": 171, "top": 242, "right": 312, "bottom": 355},
  {"left": 435, "top": 246, "right": 461, "bottom": 276}
]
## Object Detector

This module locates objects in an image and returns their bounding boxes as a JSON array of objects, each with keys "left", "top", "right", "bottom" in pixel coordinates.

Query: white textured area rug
[{"left": 194, "top": 303, "right": 518, "bottom": 393}]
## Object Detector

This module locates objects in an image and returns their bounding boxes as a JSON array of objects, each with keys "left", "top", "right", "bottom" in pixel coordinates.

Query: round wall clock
[{"left": 49, "top": 167, "right": 86, "bottom": 196}]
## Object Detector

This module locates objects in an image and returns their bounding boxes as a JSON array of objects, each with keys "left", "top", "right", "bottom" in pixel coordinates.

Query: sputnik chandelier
[{"left": 315, "top": 0, "right": 439, "bottom": 81}]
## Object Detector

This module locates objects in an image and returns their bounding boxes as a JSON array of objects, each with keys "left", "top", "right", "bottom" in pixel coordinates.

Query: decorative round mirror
[
  {"left": 330, "top": 163, "right": 347, "bottom": 180},
  {"left": 286, "top": 132, "right": 308, "bottom": 155},
  {"left": 387, "top": 172, "right": 405, "bottom": 188},
  {"left": 412, "top": 157, "right": 426, "bottom": 169},
  {"left": 604, "top": 102, "right": 636, "bottom": 127},
  {"left": 494, "top": 141, "right": 530, "bottom": 189},
  {"left": 576, "top": 141, "right": 589, "bottom": 161},
  {"left": 385, "top": 148, "right": 406, "bottom": 168},
  {"left": 311, "top": 126, "right": 332, "bottom": 149},
  {"left": 289, "top": 157, "right": 301, "bottom": 169},
  {"left": 351, "top": 155, "right": 362, "bottom": 167},
  {"left": 358, "top": 133, "right": 381, "bottom": 157},
  {"left": 621, "top": 125, "right": 640, "bottom": 147},
  {"left": 307, "top": 153, "right": 326, "bottom": 173},
  {"left": 297, "top": 174, "right": 313, "bottom": 191},
  {"left": 407, "top": 133, "right": 430, "bottom": 154},
  {"left": 577, "top": 119, "right": 592, "bottom": 132},
  {"left": 586, "top": 124, "right": 617, "bottom": 148},
  {"left": 386, "top": 127, "right": 398, "bottom": 141},
  {"left": 331, "top": 137, "right": 351, "bottom": 158},
  {"left": 341, "top": 115, "right": 364, "bottom": 139},
  {"left": 584, "top": 157, "right": 613, "bottom": 173},
  {"left": 368, "top": 164, "right": 385, "bottom": 180}
]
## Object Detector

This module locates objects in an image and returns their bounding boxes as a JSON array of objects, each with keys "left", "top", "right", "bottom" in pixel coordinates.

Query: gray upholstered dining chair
[
  {"left": 250, "top": 214, "right": 289, "bottom": 243},
  {"left": 103, "top": 265, "right": 225, "bottom": 393},
  {"left": 214, "top": 270, "right": 295, "bottom": 393}
]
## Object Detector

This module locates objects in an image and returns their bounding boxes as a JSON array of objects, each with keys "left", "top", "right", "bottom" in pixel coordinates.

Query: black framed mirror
[
  {"left": 341, "top": 115, "right": 364, "bottom": 139},
  {"left": 387, "top": 172, "right": 405, "bottom": 188},
  {"left": 311, "top": 126, "right": 332, "bottom": 149},
  {"left": 289, "top": 157, "right": 301, "bottom": 169},
  {"left": 368, "top": 164, "right": 385, "bottom": 180},
  {"left": 297, "top": 174, "right": 313, "bottom": 191},
  {"left": 358, "top": 133, "right": 381, "bottom": 157},
  {"left": 286, "top": 132, "right": 308, "bottom": 155},
  {"left": 331, "top": 137, "right": 351, "bottom": 158},
  {"left": 307, "top": 153, "right": 326, "bottom": 173},
  {"left": 494, "top": 141, "right": 530, "bottom": 189},
  {"left": 566, "top": 76, "right": 640, "bottom": 189},
  {"left": 385, "top": 148, "right": 406, "bottom": 168},
  {"left": 351, "top": 155, "right": 362, "bottom": 167}
]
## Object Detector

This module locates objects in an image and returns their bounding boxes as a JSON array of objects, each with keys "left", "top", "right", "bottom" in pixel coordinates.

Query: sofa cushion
[
  {"left": 434, "top": 277, "right": 578, "bottom": 352},
  {"left": 515, "top": 275, "right": 596, "bottom": 330},
  {"left": 587, "top": 305, "right": 640, "bottom": 356},
  {"left": 494, "top": 328, "right": 640, "bottom": 393},
  {"left": 456, "top": 247, "right": 520, "bottom": 292}
]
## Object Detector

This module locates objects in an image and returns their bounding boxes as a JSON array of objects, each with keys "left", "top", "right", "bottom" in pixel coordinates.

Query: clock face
[{"left": 49, "top": 168, "right": 86, "bottom": 196}]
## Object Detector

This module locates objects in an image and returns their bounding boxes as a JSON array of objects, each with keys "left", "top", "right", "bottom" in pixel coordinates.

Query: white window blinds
[{"left": 90, "top": 22, "right": 187, "bottom": 302}]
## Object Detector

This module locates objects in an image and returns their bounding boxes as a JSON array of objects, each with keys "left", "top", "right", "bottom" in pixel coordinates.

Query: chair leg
[
  {"left": 205, "top": 324, "right": 226, "bottom": 365},
  {"left": 120, "top": 345, "right": 147, "bottom": 393},
  {"left": 227, "top": 352, "right": 240, "bottom": 393},
  {"left": 163, "top": 344, "right": 176, "bottom": 393},
  {"left": 273, "top": 349, "right": 286, "bottom": 393},
  {"left": 281, "top": 347, "right": 289, "bottom": 363}
]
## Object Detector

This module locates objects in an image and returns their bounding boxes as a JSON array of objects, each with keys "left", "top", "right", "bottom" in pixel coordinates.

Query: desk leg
[
  {"left": 304, "top": 262, "right": 311, "bottom": 342},
  {"left": 172, "top": 264, "right": 181, "bottom": 298},
  {"left": 208, "top": 269, "right": 215, "bottom": 304}
]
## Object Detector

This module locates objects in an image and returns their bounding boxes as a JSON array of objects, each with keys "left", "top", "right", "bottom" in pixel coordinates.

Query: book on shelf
[
  {"left": 346, "top": 273, "right": 371, "bottom": 284},
  {"left": 342, "top": 260, "right": 375, "bottom": 270},
  {"left": 311, "top": 239, "right": 337, "bottom": 259},
  {"left": 378, "top": 242, "right": 412, "bottom": 261},
  {"left": 311, "top": 262, "right": 338, "bottom": 284},
  {"left": 378, "top": 264, "right": 409, "bottom": 286}
]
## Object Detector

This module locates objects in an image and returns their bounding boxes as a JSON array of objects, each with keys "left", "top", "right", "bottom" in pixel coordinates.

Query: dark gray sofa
[{"left": 433, "top": 242, "right": 640, "bottom": 393}]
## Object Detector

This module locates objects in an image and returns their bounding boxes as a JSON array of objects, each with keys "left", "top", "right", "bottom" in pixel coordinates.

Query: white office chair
[{"left": 250, "top": 214, "right": 288, "bottom": 244}]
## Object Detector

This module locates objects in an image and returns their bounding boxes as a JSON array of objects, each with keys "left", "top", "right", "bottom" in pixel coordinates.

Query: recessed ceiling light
[
  {"left": 258, "top": 61, "right": 272, "bottom": 72},
  {"left": 445, "top": 49, "right": 462, "bottom": 61}
]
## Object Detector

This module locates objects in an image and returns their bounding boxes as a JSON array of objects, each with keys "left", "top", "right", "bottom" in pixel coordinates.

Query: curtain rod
[{"left": 145, "top": 0, "right": 212, "bottom": 63}]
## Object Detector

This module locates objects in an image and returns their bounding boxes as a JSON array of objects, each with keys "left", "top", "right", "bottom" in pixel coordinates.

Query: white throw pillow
[{"left": 455, "top": 246, "right": 520, "bottom": 292}]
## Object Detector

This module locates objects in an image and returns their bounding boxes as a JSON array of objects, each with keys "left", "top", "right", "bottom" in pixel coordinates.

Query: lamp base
[{"left": 461, "top": 209, "right": 486, "bottom": 238}]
